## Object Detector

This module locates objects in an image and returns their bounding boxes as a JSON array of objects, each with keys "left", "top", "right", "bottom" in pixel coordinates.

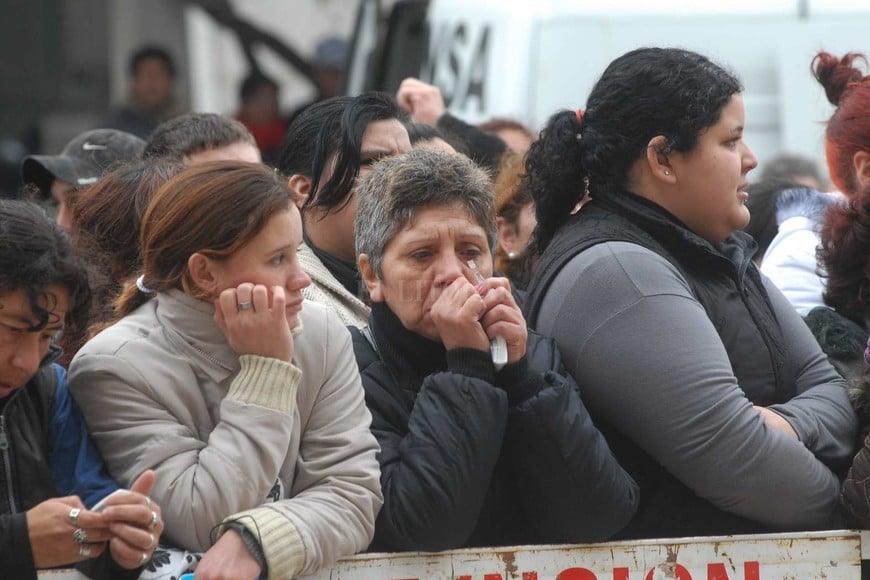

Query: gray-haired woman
[{"left": 352, "top": 149, "right": 638, "bottom": 551}]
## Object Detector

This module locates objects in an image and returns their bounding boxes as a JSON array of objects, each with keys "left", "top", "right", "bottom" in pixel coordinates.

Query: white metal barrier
[
  {"left": 37, "top": 530, "right": 870, "bottom": 579},
  {"left": 299, "top": 530, "right": 870, "bottom": 580}
]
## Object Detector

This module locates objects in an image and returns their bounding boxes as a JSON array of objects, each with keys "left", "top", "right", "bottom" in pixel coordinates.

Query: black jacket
[
  {"left": 0, "top": 361, "right": 138, "bottom": 580},
  {"left": 0, "top": 365, "right": 57, "bottom": 578},
  {"left": 351, "top": 303, "right": 638, "bottom": 552},
  {"left": 526, "top": 192, "right": 852, "bottom": 538},
  {"left": 804, "top": 306, "right": 868, "bottom": 386}
]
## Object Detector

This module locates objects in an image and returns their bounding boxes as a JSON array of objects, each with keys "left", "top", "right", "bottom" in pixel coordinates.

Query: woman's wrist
[
  {"left": 223, "top": 523, "right": 268, "bottom": 575},
  {"left": 446, "top": 347, "right": 496, "bottom": 383}
]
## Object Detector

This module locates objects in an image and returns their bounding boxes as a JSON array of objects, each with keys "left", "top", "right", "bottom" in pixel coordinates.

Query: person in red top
[{"left": 235, "top": 73, "right": 288, "bottom": 165}]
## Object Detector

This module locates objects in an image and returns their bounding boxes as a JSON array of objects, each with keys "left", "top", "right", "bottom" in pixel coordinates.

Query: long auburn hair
[{"left": 115, "top": 161, "right": 295, "bottom": 317}]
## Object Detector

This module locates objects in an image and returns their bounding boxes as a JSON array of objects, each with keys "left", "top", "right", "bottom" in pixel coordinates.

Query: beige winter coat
[
  {"left": 69, "top": 289, "right": 382, "bottom": 579},
  {"left": 298, "top": 242, "right": 370, "bottom": 328}
]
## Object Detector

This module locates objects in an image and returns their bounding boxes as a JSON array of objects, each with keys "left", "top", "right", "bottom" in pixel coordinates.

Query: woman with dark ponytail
[{"left": 524, "top": 47, "right": 857, "bottom": 539}]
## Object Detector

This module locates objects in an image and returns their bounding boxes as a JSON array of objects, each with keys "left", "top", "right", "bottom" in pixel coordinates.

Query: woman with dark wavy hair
[
  {"left": 0, "top": 200, "right": 164, "bottom": 579},
  {"left": 523, "top": 47, "right": 856, "bottom": 538}
]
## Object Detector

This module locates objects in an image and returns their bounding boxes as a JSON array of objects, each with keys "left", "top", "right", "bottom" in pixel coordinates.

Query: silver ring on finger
[
  {"left": 237, "top": 300, "right": 254, "bottom": 311},
  {"left": 68, "top": 507, "right": 81, "bottom": 527},
  {"left": 73, "top": 528, "right": 89, "bottom": 544},
  {"left": 79, "top": 544, "right": 92, "bottom": 558},
  {"left": 148, "top": 510, "right": 159, "bottom": 530}
]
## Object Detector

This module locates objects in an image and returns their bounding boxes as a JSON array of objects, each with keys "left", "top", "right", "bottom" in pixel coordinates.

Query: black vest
[
  {"left": 525, "top": 193, "right": 796, "bottom": 538},
  {"left": 0, "top": 365, "right": 59, "bottom": 515}
]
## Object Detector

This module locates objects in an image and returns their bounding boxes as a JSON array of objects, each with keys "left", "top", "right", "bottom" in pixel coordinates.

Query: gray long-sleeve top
[{"left": 535, "top": 241, "right": 857, "bottom": 530}]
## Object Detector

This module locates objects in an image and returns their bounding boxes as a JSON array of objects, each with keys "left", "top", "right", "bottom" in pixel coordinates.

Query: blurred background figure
[
  {"left": 143, "top": 112, "right": 260, "bottom": 165},
  {"left": 758, "top": 152, "right": 829, "bottom": 192},
  {"left": 235, "top": 73, "right": 287, "bottom": 165},
  {"left": 288, "top": 36, "right": 350, "bottom": 124},
  {"left": 745, "top": 182, "right": 834, "bottom": 314},
  {"left": 478, "top": 118, "right": 535, "bottom": 155},
  {"left": 101, "top": 46, "right": 183, "bottom": 139},
  {"left": 493, "top": 153, "right": 536, "bottom": 291},
  {"left": 313, "top": 36, "right": 350, "bottom": 100},
  {"left": 20, "top": 128, "right": 144, "bottom": 232}
]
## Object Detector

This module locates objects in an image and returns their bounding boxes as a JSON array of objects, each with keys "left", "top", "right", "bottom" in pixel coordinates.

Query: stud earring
[
  {"left": 664, "top": 170, "right": 671, "bottom": 176},
  {"left": 508, "top": 251, "right": 517, "bottom": 260}
]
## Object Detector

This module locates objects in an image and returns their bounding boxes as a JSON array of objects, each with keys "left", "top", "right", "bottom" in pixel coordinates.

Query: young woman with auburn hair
[{"left": 69, "top": 162, "right": 381, "bottom": 580}]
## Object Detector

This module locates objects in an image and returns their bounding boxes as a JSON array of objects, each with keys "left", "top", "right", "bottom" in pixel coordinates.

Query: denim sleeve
[{"left": 48, "top": 365, "right": 120, "bottom": 507}]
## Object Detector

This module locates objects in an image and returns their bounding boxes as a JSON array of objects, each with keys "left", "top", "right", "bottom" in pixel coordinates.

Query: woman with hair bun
[
  {"left": 523, "top": 47, "right": 857, "bottom": 539},
  {"left": 806, "top": 50, "right": 870, "bottom": 528},
  {"left": 807, "top": 52, "right": 870, "bottom": 372}
]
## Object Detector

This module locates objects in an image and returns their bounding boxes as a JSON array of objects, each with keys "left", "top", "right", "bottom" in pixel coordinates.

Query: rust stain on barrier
[
  {"left": 500, "top": 551, "right": 519, "bottom": 577},
  {"left": 666, "top": 545, "right": 679, "bottom": 565}
]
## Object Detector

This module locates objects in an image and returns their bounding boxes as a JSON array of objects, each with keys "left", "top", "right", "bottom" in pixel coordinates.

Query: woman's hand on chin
[
  {"left": 430, "top": 277, "right": 490, "bottom": 352},
  {"left": 478, "top": 277, "right": 528, "bottom": 363},
  {"left": 214, "top": 283, "right": 295, "bottom": 362}
]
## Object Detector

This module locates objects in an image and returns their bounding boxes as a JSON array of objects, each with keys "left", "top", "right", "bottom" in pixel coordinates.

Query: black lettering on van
[
  {"left": 447, "top": 23, "right": 466, "bottom": 107},
  {"left": 423, "top": 21, "right": 491, "bottom": 114},
  {"left": 463, "top": 24, "right": 489, "bottom": 113}
]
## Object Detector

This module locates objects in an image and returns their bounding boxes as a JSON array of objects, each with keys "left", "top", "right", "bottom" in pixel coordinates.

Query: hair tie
[
  {"left": 136, "top": 275, "right": 153, "bottom": 294},
  {"left": 575, "top": 109, "right": 585, "bottom": 141}
]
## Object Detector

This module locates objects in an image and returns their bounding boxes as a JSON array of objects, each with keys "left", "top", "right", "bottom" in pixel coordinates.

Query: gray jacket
[{"left": 69, "top": 290, "right": 382, "bottom": 578}]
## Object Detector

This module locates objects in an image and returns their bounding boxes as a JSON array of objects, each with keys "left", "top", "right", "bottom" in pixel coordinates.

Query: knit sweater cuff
[
  {"left": 446, "top": 348, "right": 495, "bottom": 384},
  {"left": 495, "top": 356, "right": 541, "bottom": 406},
  {"left": 227, "top": 355, "right": 302, "bottom": 413},
  {"left": 223, "top": 507, "right": 306, "bottom": 579}
]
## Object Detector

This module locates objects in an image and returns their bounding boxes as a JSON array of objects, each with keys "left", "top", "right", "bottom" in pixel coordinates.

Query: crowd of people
[{"left": 1, "top": 43, "right": 869, "bottom": 580}]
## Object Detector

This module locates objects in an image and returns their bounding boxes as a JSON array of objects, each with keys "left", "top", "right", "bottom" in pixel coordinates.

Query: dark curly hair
[
  {"left": 525, "top": 47, "right": 742, "bottom": 254},
  {"left": 813, "top": 51, "right": 870, "bottom": 323},
  {"left": 0, "top": 200, "right": 91, "bottom": 335}
]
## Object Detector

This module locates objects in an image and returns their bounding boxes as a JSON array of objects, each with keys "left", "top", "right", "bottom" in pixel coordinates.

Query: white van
[{"left": 347, "top": 0, "right": 870, "bottom": 167}]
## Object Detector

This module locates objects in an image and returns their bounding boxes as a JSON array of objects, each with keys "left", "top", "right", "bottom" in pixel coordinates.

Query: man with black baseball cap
[{"left": 21, "top": 128, "right": 145, "bottom": 233}]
